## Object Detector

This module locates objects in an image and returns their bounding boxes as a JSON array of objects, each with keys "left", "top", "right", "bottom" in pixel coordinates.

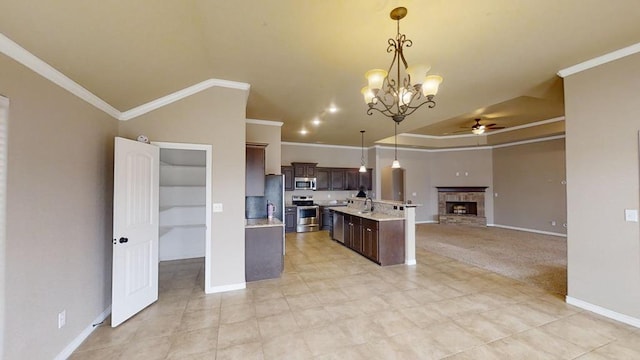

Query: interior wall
[
  {"left": 429, "top": 148, "right": 495, "bottom": 224},
  {"left": 564, "top": 52, "right": 640, "bottom": 319},
  {"left": 1, "top": 54, "right": 119, "bottom": 360},
  {"left": 493, "top": 138, "right": 567, "bottom": 234},
  {"left": 118, "top": 86, "right": 247, "bottom": 291},
  {"left": 281, "top": 143, "right": 364, "bottom": 168},
  {"left": 246, "top": 122, "right": 281, "bottom": 174}
]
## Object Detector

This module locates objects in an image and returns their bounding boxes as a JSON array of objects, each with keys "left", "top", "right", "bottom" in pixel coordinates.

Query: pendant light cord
[{"left": 394, "top": 122, "right": 398, "bottom": 161}]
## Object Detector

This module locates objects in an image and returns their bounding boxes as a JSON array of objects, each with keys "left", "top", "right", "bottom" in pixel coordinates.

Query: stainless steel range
[{"left": 292, "top": 195, "right": 319, "bottom": 233}]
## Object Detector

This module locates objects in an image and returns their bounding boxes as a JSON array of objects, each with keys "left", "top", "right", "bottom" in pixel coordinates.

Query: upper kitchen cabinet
[
  {"left": 282, "top": 166, "right": 294, "bottom": 191},
  {"left": 316, "top": 168, "right": 346, "bottom": 191},
  {"left": 360, "top": 169, "right": 373, "bottom": 190},
  {"left": 345, "top": 168, "right": 373, "bottom": 191},
  {"left": 292, "top": 162, "right": 317, "bottom": 178},
  {"left": 246, "top": 144, "right": 267, "bottom": 196},
  {"left": 345, "top": 169, "right": 359, "bottom": 190}
]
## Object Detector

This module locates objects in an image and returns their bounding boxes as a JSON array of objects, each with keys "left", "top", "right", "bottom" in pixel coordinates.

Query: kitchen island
[
  {"left": 245, "top": 218, "right": 284, "bottom": 281},
  {"left": 330, "top": 206, "right": 405, "bottom": 266}
]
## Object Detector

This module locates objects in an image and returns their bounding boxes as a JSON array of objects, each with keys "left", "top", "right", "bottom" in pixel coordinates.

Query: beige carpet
[{"left": 416, "top": 224, "right": 567, "bottom": 295}]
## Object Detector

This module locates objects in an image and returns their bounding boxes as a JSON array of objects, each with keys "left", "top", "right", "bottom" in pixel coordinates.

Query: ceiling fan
[{"left": 457, "top": 118, "right": 505, "bottom": 135}]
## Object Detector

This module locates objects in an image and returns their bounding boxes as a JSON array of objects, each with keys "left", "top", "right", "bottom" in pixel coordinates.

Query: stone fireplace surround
[{"left": 437, "top": 186, "right": 488, "bottom": 226}]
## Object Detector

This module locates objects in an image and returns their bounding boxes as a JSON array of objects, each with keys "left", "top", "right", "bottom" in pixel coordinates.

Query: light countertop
[
  {"left": 245, "top": 218, "right": 284, "bottom": 228},
  {"left": 330, "top": 207, "right": 404, "bottom": 222}
]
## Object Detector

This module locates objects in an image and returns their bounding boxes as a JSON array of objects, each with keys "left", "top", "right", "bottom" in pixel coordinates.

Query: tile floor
[{"left": 70, "top": 229, "right": 640, "bottom": 359}]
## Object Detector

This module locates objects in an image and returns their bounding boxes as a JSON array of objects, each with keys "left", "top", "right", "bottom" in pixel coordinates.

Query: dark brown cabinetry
[
  {"left": 360, "top": 170, "right": 373, "bottom": 191},
  {"left": 361, "top": 218, "right": 379, "bottom": 261},
  {"left": 344, "top": 214, "right": 362, "bottom": 252},
  {"left": 320, "top": 206, "right": 331, "bottom": 230},
  {"left": 292, "top": 162, "right": 317, "bottom": 178},
  {"left": 345, "top": 169, "right": 359, "bottom": 190},
  {"left": 315, "top": 167, "right": 347, "bottom": 190},
  {"left": 246, "top": 144, "right": 266, "bottom": 196},
  {"left": 284, "top": 206, "right": 297, "bottom": 233},
  {"left": 282, "top": 166, "right": 294, "bottom": 191},
  {"left": 332, "top": 211, "right": 404, "bottom": 266},
  {"left": 346, "top": 169, "right": 373, "bottom": 190},
  {"left": 245, "top": 226, "right": 283, "bottom": 281}
]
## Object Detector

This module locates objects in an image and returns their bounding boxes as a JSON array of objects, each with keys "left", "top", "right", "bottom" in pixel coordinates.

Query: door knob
[{"left": 119, "top": 237, "right": 128, "bottom": 243}]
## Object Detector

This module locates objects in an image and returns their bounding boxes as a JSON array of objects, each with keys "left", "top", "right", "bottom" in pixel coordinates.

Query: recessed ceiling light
[
  {"left": 328, "top": 105, "right": 338, "bottom": 113},
  {"left": 312, "top": 118, "right": 321, "bottom": 126},
  {"left": 300, "top": 129, "right": 308, "bottom": 135}
]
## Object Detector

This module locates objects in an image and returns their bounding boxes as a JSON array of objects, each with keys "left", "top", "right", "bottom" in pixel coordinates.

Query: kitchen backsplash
[{"left": 285, "top": 189, "right": 374, "bottom": 205}]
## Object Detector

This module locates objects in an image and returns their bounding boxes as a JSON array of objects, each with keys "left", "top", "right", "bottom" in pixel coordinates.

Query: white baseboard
[
  {"left": 488, "top": 223, "right": 567, "bottom": 237},
  {"left": 566, "top": 296, "right": 640, "bottom": 329},
  {"left": 405, "top": 259, "right": 417, "bottom": 266},
  {"left": 206, "top": 282, "right": 246, "bottom": 294},
  {"left": 416, "top": 220, "right": 438, "bottom": 224},
  {"left": 54, "top": 306, "right": 111, "bottom": 360}
]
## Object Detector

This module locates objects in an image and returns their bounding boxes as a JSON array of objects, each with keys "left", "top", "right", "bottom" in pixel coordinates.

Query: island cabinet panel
[
  {"left": 377, "top": 220, "right": 405, "bottom": 266},
  {"left": 336, "top": 211, "right": 405, "bottom": 266},
  {"left": 361, "top": 218, "right": 379, "bottom": 261},
  {"left": 345, "top": 214, "right": 362, "bottom": 252}
]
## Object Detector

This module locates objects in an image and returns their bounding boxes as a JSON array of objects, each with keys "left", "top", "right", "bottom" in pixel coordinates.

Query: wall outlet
[
  {"left": 551, "top": 221, "right": 556, "bottom": 226},
  {"left": 58, "top": 310, "right": 66, "bottom": 329},
  {"left": 213, "top": 203, "right": 223, "bottom": 212}
]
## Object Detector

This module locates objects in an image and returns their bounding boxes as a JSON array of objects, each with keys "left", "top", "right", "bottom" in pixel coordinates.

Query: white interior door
[{"left": 111, "top": 137, "right": 159, "bottom": 327}]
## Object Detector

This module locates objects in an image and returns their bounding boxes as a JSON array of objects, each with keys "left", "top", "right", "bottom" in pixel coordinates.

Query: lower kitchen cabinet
[
  {"left": 284, "top": 206, "right": 297, "bottom": 233},
  {"left": 335, "top": 211, "right": 404, "bottom": 266},
  {"left": 362, "top": 218, "right": 379, "bottom": 261},
  {"left": 245, "top": 225, "right": 284, "bottom": 281}
]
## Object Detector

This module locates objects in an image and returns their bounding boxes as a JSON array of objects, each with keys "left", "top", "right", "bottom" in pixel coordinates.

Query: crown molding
[
  {"left": 119, "top": 79, "right": 250, "bottom": 120},
  {"left": 402, "top": 116, "right": 565, "bottom": 139},
  {"left": 282, "top": 141, "right": 364, "bottom": 150},
  {"left": 0, "top": 33, "right": 250, "bottom": 121},
  {"left": 557, "top": 42, "right": 640, "bottom": 78},
  {"left": 0, "top": 33, "right": 120, "bottom": 118},
  {"left": 246, "top": 119, "right": 284, "bottom": 127}
]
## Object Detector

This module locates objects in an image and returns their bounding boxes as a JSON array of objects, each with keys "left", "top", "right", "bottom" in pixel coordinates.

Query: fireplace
[{"left": 437, "top": 186, "right": 488, "bottom": 226}]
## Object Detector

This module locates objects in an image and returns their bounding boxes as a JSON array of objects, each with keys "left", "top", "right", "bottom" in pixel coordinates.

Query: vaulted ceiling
[{"left": 1, "top": 0, "right": 639, "bottom": 147}]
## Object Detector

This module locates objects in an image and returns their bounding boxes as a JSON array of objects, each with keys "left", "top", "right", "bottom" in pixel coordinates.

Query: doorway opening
[{"left": 154, "top": 142, "right": 212, "bottom": 293}]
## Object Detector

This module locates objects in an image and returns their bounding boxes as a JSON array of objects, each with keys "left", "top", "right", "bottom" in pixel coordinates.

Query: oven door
[{"left": 296, "top": 206, "right": 319, "bottom": 232}]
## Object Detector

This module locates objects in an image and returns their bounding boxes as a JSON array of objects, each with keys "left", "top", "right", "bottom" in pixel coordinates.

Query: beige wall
[
  {"left": 246, "top": 122, "right": 281, "bottom": 174},
  {"left": 282, "top": 143, "right": 365, "bottom": 168},
  {"left": 493, "top": 138, "right": 567, "bottom": 234},
  {"left": 565, "top": 53, "right": 640, "bottom": 318},
  {"left": 118, "top": 86, "right": 248, "bottom": 291},
  {"left": 1, "top": 55, "right": 119, "bottom": 359}
]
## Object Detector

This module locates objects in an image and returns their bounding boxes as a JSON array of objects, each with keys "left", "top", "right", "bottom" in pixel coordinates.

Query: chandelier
[{"left": 361, "top": 7, "right": 443, "bottom": 124}]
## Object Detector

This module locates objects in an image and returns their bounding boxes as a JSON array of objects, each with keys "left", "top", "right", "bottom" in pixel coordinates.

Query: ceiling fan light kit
[{"left": 362, "top": 7, "right": 443, "bottom": 125}]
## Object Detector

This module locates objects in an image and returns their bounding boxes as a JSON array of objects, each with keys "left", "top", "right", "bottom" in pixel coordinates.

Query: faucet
[{"left": 364, "top": 197, "right": 374, "bottom": 212}]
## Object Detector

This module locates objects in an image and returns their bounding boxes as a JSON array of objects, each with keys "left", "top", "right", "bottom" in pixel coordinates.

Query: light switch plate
[
  {"left": 624, "top": 209, "right": 638, "bottom": 222},
  {"left": 213, "top": 203, "right": 223, "bottom": 212}
]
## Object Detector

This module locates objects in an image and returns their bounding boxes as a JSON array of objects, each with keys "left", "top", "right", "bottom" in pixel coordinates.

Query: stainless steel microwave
[{"left": 294, "top": 177, "right": 316, "bottom": 190}]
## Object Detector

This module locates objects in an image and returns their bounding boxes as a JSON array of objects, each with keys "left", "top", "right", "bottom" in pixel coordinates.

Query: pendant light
[
  {"left": 391, "top": 122, "right": 401, "bottom": 168},
  {"left": 359, "top": 130, "right": 367, "bottom": 173}
]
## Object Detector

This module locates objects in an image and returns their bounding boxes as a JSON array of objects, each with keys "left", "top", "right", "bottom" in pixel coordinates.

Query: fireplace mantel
[{"left": 436, "top": 186, "right": 488, "bottom": 193}]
